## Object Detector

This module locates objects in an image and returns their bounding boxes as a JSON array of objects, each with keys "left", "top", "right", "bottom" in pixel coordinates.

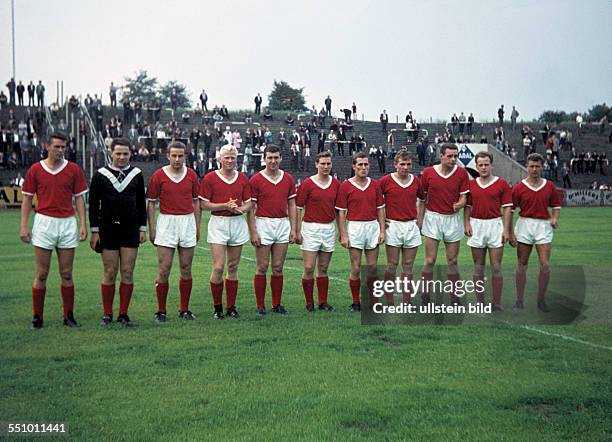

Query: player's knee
[
  {"left": 317, "top": 263, "right": 329, "bottom": 276},
  {"left": 365, "top": 264, "right": 377, "bottom": 278},
  {"left": 491, "top": 264, "right": 502, "bottom": 276},
  {"left": 271, "top": 264, "right": 284, "bottom": 275},
  {"left": 473, "top": 264, "right": 485, "bottom": 277},
  {"left": 424, "top": 256, "right": 436, "bottom": 267},
  {"left": 386, "top": 263, "right": 398, "bottom": 274},
  {"left": 120, "top": 268, "right": 134, "bottom": 283},
  {"left": 303, "top": 262, "right": 316, "bottom": 276},
  {"left": 158, "top": 269, "right": 171, "bottom": 281},
  {"left": 446, "top": 256, "right": 458, "bottom": 267},
  {"left": 60, "top": 270, "right": 73, "bottom": 282},
  {"left": 539, "top": 263, "right": 550, "bottom": 274},
  {"left": 35, "top": 270, "right": 49, "bottom": 283},
  {"left": 226, "top": 260, "right": 239, "bottom": 275}
]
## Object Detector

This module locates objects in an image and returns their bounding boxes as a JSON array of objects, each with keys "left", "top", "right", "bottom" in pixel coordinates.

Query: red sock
[
  {"left": 473, "top": 275, "right": 485, "bottom": 303},
  {"left": 447, "top": 273, "right": 460, "bottom": 303},
  {"left": 32, "top": 287, "right": 46, "bottom": 319},
  {"left": 421, "top": 271, "right": 433, "bottom": 297},
  {"left": 225, "top": 279, "right": 238, "bottom": 309},
  {"left": 60, "top": 285, "right": 75, "bottom": 319},
  {"left": 119, "top": 282, "right": 133, "bottom": 315},
  {"left": 316, "top": 276, "right": 329, "bottom": 304},
  {"left": 537, "top": 270, "right": 550, "bottom": 302},
  {"left": 349, "top": 278, "right": 361, "bottom": 304},
  {"left": 179, "top": 278, "right": 193, "bottom": 312},
  {"left": 401, "top": 273, "right": 413, "bottom": 304},
  {"left": 515, "top": 270, "right": 526, "bottom": 303},
  {"left": 101, "top": 283, "right": 115, "bottom": 316},
  {"left": 254, "top": 274, "right": 267, "bottom": 308},
  {"left": 270, "top": 275, "right": 284, "bottom": 307},
  {"left": 210, "top": 281, "right": 223, "bottom": 307},
  {"left": 492, "top": 275, "right": 503, "bottom": 305},
  {"left": 383, "top": 270, "right": 395, "bottom": 305},
  {"left": 302, "top": 278, "right": 314, "bottom": 306},
  {"left": 155, "top": 281, "right": 169, "bottom": 312}
]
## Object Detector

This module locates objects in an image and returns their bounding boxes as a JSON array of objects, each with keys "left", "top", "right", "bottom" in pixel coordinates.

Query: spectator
[
  {"left": 200, "top": 89, "right": 208, "bottom": 112},
  {"left": 562, "top": 162, "right": 571, "bottom": 188},
  {"left": 10, "top": 171, "right": 24, "bottom": 187},
  {"left": 498, "top": 104, "right": 504, "bottom": 127},
  {"left": 285, "top": 113, "right": 294, "bottom": 125},
  {"left": 254, "top": 93, "right": 262, "bottom": 114},
  {"left": 510, "top": 106, "right": 519, "bottom": 130},
  {"left": 16, "top": 81, "right": 25, "bottom": 106},
  {"left": 35, "top": 80, "right": 45, "bottom": 107},
  {"left": 27, "top": 81, "right": 35, "bottom": 107},
  {"left": 380, "top": 110, "right": 388, "bottom": 133},
  {"left": 138, "top": 144, "right": 150, "bottom": 161},
  {"left": 263, "top": 107, "right": 273, "bottom": 121},
  {"left": 325, "top": 95, "right": 332, "bottom": 116},
  {"left": 352, "top": 102, "right": 357, "bottom": 119},
  {"left": 0, "top": 91, "right": 8, "bottom": 109},
  {"left": 109, "top": 82, "right": 117, "bottom": 107}
]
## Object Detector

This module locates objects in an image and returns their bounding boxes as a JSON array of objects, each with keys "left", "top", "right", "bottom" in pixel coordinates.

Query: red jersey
[
  {"left": 512, "top": 179, "right": 561, "bottom": 219},
  {"left": 335, "top": 177, "right": 385, "bottom": 221},
  {"left": 467, "top": 177, "right": 513, "bottom": 219},
  {"left": 250, "top": 170, "right": 296, "bottom": 218},
  {"left": 420, "top": 165, "right": 469, "bottom": 215},
  {"left": 146, "top": 166, "right": 199, "bottom": 215},
  {"left": 295, "top": 175, "right": 340, "bottom": 223},
  {"left": 379, "top": 173, "right": 424, "bottom": 221},
  {"left": 199, "top": 170, "right": 251, "bottom": 217},
  {"left": 22, "top": 160, "right": 88, "bottom": 218}
]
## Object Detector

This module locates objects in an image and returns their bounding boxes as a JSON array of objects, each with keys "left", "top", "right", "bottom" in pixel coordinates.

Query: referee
[{"left": 89, "top": 138, "right": 147, "bottom": 327}]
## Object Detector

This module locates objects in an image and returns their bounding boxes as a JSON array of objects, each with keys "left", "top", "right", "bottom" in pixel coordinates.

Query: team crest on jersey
[{"left": 458, "top": 145, "right": 474, "bottom": 167}]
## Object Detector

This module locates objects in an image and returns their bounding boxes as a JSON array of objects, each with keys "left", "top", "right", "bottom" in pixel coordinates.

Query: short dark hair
[
  {"left": 394, "top": 149, "right": 412, "bottom": 163},
  {"left": 263, "top": 144, "right": 281, "bottom": 158},
  {"left": 440, "top": 143, "right": 458, "bottom": 155},
  {"left": 475, "top": 151, "right": 493, "bottom": 163},
  {"left": 352, "top": 152, "right": 368, "bottom": 165},
  {"left": 167, "top": 141, "right": 187, "bottom": 151},
  {"left": 527, "top": 152, "right": 544, "bottom": 164},
  {"left": 46, "top": 131, "right": 68, "bottom": 144},
  {"left": 110, "top": 137, "right": 131, "bottom": 151},
  {"left": 316, "top": 150, "right": 332, "bottom": 162}
]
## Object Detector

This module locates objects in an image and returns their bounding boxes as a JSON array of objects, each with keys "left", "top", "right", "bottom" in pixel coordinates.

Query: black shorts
[{"left": 98, "top": 224, "right": 140, "bottom": 251}]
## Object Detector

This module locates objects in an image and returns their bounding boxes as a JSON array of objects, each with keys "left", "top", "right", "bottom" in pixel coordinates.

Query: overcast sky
[{"left": 0, "top": 0, "right": 610, "bottom": 121}]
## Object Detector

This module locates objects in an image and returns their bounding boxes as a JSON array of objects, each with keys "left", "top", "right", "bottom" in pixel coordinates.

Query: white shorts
[
  {"left": 467, "top": 217, "right": 504, "bottom": 249},
  {"left": 515, "top": 217, "right": 554, "bottom": 245},
  {"left": 207, "top": 215, "right": 249, "bottom": 246},
  {"left": 256, "top": 217, "right": 290, "bottom": 246},
  {"left": 301, "top": 222, "right": 335, "bottom": 252},
  {"left": 421, "top": 210, "right": 463, "bottom": 243},
  {"left": 347, "top": 220, "right": 380, "bottom": 250},
  {"left": 385, "top": 219, "right": 422, "bottom": 248},
  {"left": 32, "top": 213, "right": 78, "bottom": 250},
  {"left": 155, "top": 213, "right": 197, "bottom": 248}
]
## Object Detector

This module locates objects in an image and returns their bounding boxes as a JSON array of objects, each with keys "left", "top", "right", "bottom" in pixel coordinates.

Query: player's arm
[
  {"left": 246, "top": 202, "right": 261, "bottom": 247},
  {"left": 136, "top": 174, "right": 147, "bottom": 243},
  {"left": 75, "top": 194, "right": 87, "bottom": 241},
  {"left": 295, "top": 206, "right": 303, "bottom": 245},
  {"left": 147, "top": 200, "right": 157, "bottom": 244},
  {"left": 463, "top": 205, "right": 472, "bottom": 236},
  {"left": 550, "top": 208, "right": 560, "bottom": 229},
  {"left": 193, "top": 198, "right": 201, "bottom": 241},
  {"left": 288, "top": 197, "right": 297, "bottom": 244},
  {"left": 89, "top": 176, "right": 101, "bottom": 250},
  {"left": 453, "top": 193, "right": 467, "bottom": 212},
  {"left": 417, "top": 199, "right": 425, "bottom": 231},
  {"left": 501, "top": 206, "right": 512, "bottom": 242},
  {"left": 336, "top": 209, "right": 349, "bottom": 248},
  {"left": 377, "top": 206, "right": 385, "bottom": 244},
  {"left": 19, "top": 194, "right": 33, "bottom": 243}
]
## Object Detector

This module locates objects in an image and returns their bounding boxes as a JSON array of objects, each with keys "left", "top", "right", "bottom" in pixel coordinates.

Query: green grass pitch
[{"left": 0, "top": 208, "right": 610, "bottom": 440}]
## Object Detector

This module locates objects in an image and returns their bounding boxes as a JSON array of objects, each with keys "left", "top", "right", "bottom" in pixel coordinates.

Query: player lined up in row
[{"left": 19, "top": 133, "right": 560, "bottom": 329}]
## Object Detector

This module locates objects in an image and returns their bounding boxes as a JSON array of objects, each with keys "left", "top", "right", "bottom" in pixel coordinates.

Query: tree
[
  {"left": 268, "top": 80, "right": 307, "bottom": 111},
  {"left": 158, "top": 80, "right": 191, "bottom": 109},
  {"left": 586, "top": 103, "right": 611, "bottom": 122},
  {"left": 538, "top": 110, "right": 568, "bottom": 124},
  {"left": 122, "top": 70, "right": 158, "bottom": 103}
]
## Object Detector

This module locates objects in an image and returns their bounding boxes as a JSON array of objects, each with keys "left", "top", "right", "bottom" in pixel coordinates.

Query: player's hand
[
  {"left": 501, "top": 230, "right": 510, "bottom": 244},
  {"left": 378, "top": 232, "right": 385, "bottom": 245},
  {"left": 250, "top": 232, "right": 261, "bottom": 247},
  {"left": 149, "top": 229, "right": 156, "bottom": 245},
  {"left": 226, "top": 198, "right": 238, "bottom": 210},
  {"left": 79, "top": 225, "right": 88, "bottom": 241},
  {"left": 19, "top": 226, "right": 31, "bottom": 243},
  {"left": 464, "top": 223, "right": 472, "bottom": 237},
  {"left": 139, "top": 232, "right": 147, "bottom": 244},
  {"left": 452, "top": 201, "right": 464, "bottom": 212},
  {"left": 90, "top": 232, "right": 100, "bottom": 251},
  {"left": 196, "top": 228, "right": 201, "bottom": 242},
  {"left": 509, "top": 233, "right": 517, "bottom": 247},
  {"left": 416, "top": 218, "right": 423, "bottom": 232},
  {"left": 289, "top": 230, "right": 297, "bottom": 244},
  {"left": 550, "top": 219, "right": 559, "bottom": 229},
  {"left": 340, "top": 234, "right": 350, "bottom": 249},
  {"left": 295, "top": 232, "right": 303, "bottom": 245}
]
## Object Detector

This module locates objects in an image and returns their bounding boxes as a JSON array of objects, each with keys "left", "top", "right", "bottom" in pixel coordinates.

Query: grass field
[{"left": 0, "top": 208, "right": 611, "bottom": 441}]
